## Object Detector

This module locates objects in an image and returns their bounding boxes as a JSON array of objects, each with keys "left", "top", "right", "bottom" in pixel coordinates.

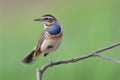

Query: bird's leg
[
  {"left": 48, "top": 56, "right": 53, "bottom": 65},
  {"left": 44, "top": 53, "right": 53, "bottom": 65},
  {"left": 48, "top": 56, "right": 54, "bottom": 67}
]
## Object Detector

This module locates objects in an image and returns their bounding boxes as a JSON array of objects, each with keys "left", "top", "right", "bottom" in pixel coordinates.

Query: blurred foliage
[{"left": 0, "top": 0, "right": 120, "bottom": 80}]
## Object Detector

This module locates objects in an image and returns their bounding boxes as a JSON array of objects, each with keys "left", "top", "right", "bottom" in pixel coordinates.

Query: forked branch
[{"left": 36, "top": 42, "right": 120, "bottom": 80}]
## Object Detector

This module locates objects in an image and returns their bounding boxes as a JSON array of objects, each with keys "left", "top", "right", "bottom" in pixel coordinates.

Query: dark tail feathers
[{"left": 21, "top": 50, "right": 36, "bottom": 64}]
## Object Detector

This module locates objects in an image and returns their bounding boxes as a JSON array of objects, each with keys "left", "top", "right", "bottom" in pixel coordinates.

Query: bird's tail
[{"left": 21, "top": 49, "right": 41, "bottom": 64}]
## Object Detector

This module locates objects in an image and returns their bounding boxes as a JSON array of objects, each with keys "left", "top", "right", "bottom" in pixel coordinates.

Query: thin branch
[
  {"left": 95, "top": 54, "right": 120, "bottom": 64},
  {"left": 36, "top": 69, "right": 42, "bottom": 80},
  {"left": 36, "top": 42, "right": 120, "bottom": 80}
]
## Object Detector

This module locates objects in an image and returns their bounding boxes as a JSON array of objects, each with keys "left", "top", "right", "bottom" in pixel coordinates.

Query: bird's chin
[{"left": 42, "top": 21, "right": 53, "bottom": 26}]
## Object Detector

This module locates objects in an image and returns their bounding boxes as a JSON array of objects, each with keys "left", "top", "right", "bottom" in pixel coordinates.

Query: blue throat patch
[{"left": 46, "top": 22, "right": 61, "bottom": 35}]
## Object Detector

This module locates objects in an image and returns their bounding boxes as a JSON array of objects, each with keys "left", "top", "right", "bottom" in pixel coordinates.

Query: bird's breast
[
  {"left": 40, "top": 31, "right": 63, "bottom": 53},
  {"left": 46, "top": 30, "right": 63, "bottom": 40},
  {"left": 45, "top": 22, "right": 61, "bottom": 35}
]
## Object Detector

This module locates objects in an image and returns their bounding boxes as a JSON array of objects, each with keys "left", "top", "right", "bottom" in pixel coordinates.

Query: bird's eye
[{"left": 44, "top": 18, "right": 49, "bottom": 20}]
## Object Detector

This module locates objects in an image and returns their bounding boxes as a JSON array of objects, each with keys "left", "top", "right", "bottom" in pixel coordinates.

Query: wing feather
[{"left": 34, "top": 30, "right": 45, "bottom": 57}]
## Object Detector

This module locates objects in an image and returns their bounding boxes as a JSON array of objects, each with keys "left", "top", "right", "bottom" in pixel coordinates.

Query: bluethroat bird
[{"left": 22, "top": 14, "right": 63, "bottom": 64}]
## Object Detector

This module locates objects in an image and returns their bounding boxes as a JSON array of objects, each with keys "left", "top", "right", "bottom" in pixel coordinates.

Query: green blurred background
[{"left": 1, "top": 0, "right": 120, "bottom": 80}]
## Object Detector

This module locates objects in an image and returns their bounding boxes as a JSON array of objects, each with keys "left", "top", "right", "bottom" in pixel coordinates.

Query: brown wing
[
  {"left": 21, "top": 30, "right": 45, "bottom": 64},
  {"left": 34, "top": 30, "right": 45, "bottom": 57}
]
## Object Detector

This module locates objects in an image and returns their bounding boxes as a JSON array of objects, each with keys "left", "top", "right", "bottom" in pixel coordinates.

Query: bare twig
[
  {"left": 95, "top": 54, "right": 120, "bottom": 64},
  {"left": 36, "top": 69, "right": 42, "bottom": 80},
  {"left": 36, "top": 42, "right": 120, "bottom": 80}
]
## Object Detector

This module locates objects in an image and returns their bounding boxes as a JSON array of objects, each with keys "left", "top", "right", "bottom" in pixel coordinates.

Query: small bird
[{"left": 22, "top": 14, "right": 63, "bottom": 64}]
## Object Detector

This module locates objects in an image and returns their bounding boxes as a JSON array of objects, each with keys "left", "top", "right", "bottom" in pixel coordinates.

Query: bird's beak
[{"left": 34, "top": 18, "right": 41, "bottom": 21}]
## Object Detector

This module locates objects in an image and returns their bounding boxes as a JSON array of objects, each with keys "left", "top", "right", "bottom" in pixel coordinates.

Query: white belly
[{"left": 41, "top": 38, "right": 61, "bottom": 53}]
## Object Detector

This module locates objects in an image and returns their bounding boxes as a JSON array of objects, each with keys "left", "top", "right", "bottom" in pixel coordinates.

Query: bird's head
[{"left": 34, "top": 14, "right": 57, "bottom": 26}]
